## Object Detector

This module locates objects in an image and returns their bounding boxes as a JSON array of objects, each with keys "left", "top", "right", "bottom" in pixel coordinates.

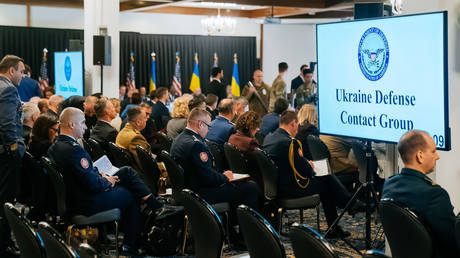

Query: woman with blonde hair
[
  {"left": 109, "top": 98, "right": 122, "bottom": 131},
  {"left": 295, "top": 104, "right": 319, "bottom": 160},
  {"left": 166, "top": 95, "right": 193, "bottom": 139}
]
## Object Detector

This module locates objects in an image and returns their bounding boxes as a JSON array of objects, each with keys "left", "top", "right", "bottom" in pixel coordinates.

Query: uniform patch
[
  {"left": 199, "top": 152, "right": 208, "bottom": 162},
  {"left": 80, "top": 158, "right": 89, "bottom": 169}
]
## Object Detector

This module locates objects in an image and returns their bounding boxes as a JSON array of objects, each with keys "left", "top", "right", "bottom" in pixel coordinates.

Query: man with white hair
[
  {"left": 48, "top": 107, "right": 181, "bottom": 255},
  {"left": 22, "top": 102, "right": 40, "bottom": 144},
  {"left": 47, "top": 94, "right": 64, "bottom": 117}
]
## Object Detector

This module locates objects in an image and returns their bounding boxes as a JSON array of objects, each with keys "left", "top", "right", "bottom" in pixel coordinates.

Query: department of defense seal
[
  {"left": 358, "top": 27, "right": 389, "bottom": 81},
  {"left": 65, "top": 56, "right": 72, "bottom": 82}
]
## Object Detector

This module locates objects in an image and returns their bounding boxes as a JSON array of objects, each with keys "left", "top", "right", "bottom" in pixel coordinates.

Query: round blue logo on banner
[
  {"left": 64, "top": 56, "right": 72, "bottom": 81},
  {"left": 358, "top": 27, "right": 389, "bottom": 81}
]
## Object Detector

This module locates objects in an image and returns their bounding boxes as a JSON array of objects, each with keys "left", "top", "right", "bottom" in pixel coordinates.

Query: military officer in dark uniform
[
  {"left": 48, "top": 107, "right": 178, "bottom": 254},
  {"left": 263, "top": 110, "right": 363, "bottom": 238},
  {"left": 382, "top": 130, "right": 459, "bottom": 258},
  {"left": 0, "top": 55, "right": 26, "bottom": 256},
  {"left": 170, "top": 108, "right": 259, "bottom": 209}
]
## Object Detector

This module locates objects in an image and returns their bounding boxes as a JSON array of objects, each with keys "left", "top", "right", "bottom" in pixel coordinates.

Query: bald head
[
  {"left": 59, "top": 107, "right": 87, "bottom": 139},
  {"left": 398, "top": 130, "right": 439, "bottom": 173},
  {"left": 49, "top": 95, "right": 64, "bottom": 112}
]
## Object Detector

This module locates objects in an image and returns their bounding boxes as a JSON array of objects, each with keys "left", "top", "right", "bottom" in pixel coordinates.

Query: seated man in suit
[
  {"left": 382, "top": 130, "right": 459, "bottom": 257},
  {"left": 171, "top": 108, "right": 258, "bottom": 209},
  {"left": 47, "top": 107, "right": 177, "bottom": 255},
  {"left": 90, "top": 98, "right": 118, "bottom": 149},
  {"left": 22, "top": 102, "right": 40, "bottom": 145},
  {"left": 263, "top": 111, "right": 363, "bottom": 238},
  {"left": 150, "top": 87, "right": 171, "bottom": 131},
  {"left": 259, "top": 97, "right": 288, "bottom": 137},
  {"left": 116, "top": 106, "right": 150, "bottom": 174},
  {"left": 83, "top": 96, "right": 98, "bottom": 140},
  {"left": 205, "top": 98, "right": 236, "bottom": 145},
  {"left": 47, "top": 94, "right": 64, "bottom": 118}
]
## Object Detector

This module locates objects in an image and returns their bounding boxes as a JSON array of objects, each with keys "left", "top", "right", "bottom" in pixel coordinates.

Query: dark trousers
[
  {"left": 198, "top": 180, "right": 259, "bottom": 210},
  {"left": 84, "top": 166, "right": 162, "bottom": 248},
  {"left": 0, "top": 153, "right": 21, "bottom": 252},
  {"left": 282, "top": 174, "right": 351, "bottom": 226}
]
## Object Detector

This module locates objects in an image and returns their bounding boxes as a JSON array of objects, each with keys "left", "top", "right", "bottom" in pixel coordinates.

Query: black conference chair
[
  {"left": 379, "top": 198, "right": 433, "bottom": 258},
  {"left": 3, "top": 203, "right": 46, "bottom": 258},
  {"left": 237, "top": 205, "right": 286, "bottom": 258},
  {"left": 77, "top": 243, "right": 99, "bottom": 258},
  {"left": 255, "top": 131, "right": 265, "bottom": 146},
  {"left": 223, "top": 142, "right": 249, "bottom": 174},
  {"left": 155, "top": 132, "right": 173, "bottom": 153},
  {"left": 87, "top": 138, "right": 106, "bottom": 160},
  {"left": 81, "top": 138, "right": 92, "bottom": 157},
  {"left": 179, "top": 189, "right": 225, "bottom": 258},
  {"left": 363, "top": 250, "right": 392, "bottom": 258},
  {"left": 205, "top": 139, "right": 227, "bottom": 172},
  {"left": 289, "top": 223, "right": 338, "bottom": 258},
  {"left": 135, "top": 145, "right": 161, "bottom": 193},
  {"left": 107, "top": 142, "right": 133, "bottom": 167},
  {"left": 41, "top": 157, "right": 121, "bottom": 255},
  {"left": 37, "top": 222, "right": 78, "bottom": 258},
  {"left": 247, "top": 148, "right": 321, "bottom": 233}
]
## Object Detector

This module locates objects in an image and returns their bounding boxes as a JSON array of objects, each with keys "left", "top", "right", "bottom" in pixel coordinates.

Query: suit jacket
[
  {"left": 84, "top": 114, "right": 97, "bottom": 140},
  {"left": 382, "top": 168, "right": 459, "bottom": 258},
  {"left": 166, "top": 117, "right": 187, "bottom": 139},
  {"left": 242, "top": 82, "right": 270, "bottom": 116},
  {"left": 207, "top": 79, "right": 227, "bottom": 103},
  {"left": 205, "top": 116, "right": 235, "bottom": 145},
  {"left": 269, "top": 75, "right": 286, "bottom": 112},
  {"left": 206, "top": 106, "right": 218, "bottom": 121},
  {"left": 263, "top": 128, "right": 314, "bottom": 198},
  {"left": 23, "top": 125, "right": 32, "bottom": 146},
  {"left": 170, "top": 128, "right": 228, "bottom": 191},
  {"left": 150, "top": 101, "right": 171, "bottom": 131},
  {"left": 259, "top": 112, "right": 280, "bottom": 136},
  {"left": 290, "top": 75, "right": 304, "bottom": 93},
  {"left": 17, "top": 76, "right": 42, "bottom": 102},
  {"left": 90, "top": 120, "right": 118, "bottom": 149},
  {"left": 115, "top": 123, "right": 150, "bottom": 173}
]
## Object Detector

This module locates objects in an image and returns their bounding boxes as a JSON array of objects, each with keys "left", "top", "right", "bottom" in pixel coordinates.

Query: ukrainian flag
[
  {"left": 231, "top": 53, "right": 240, "bottom": 97},
  {"left": 149, "top": 53, "right": 156, "bottom": 93},
  {"left": 189, "top": 53, "right": 200, "bottom": 93}
]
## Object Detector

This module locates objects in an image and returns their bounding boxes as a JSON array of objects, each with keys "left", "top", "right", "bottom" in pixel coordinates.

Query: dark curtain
[
  {"left": 0, "top": 26, "right": 84, "bottom": 86},
  {"left": 120, "top": 32, "right": 256, "bottom": 94},
  {"left": 0, "top": 25, "right": 256, "bottom": 95}
]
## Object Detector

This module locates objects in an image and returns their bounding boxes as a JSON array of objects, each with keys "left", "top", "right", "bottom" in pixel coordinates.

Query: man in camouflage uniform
[{"left": 296, "top": 68, "right": 317, "bottom": 109}]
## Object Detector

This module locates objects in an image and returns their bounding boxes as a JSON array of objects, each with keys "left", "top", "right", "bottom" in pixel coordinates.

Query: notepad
[
  {"left": 312, "top": 159, "right": 329, "bottom": 177},
  {"left": 93, "top": 155, "right": 119, "bottom": 176},
  {"left": 231, "top": 173, "right": 250, "bottom": 182}
]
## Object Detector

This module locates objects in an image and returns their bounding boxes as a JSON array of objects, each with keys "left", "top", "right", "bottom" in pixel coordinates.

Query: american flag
[
  {"left": 171, "top": 52, "right": 182, "bottom": 96},
  {"left": 38, "top": 48, "right": 49, "bottom": 92},
  {"left": 126, "top": 51, "right": 136, "bottom": 89}
]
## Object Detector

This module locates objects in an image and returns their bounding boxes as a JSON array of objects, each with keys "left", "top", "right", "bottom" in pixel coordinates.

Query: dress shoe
[
  {"left": 325, "top": 226, "right": 351, "bottom": 239},
  {"left": 154, "top": 205, "right": 184, "bottom": 221}
]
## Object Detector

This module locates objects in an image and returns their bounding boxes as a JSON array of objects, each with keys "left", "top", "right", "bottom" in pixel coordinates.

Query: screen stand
[
  {"left": 100, "top": 64, "right": 104, "bottom": 95},
  {"left": 324, "top": 139, "right": 380, "bottom": 253}
]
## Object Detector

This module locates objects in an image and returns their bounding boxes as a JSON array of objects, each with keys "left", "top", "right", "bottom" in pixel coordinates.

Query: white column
[{"left": 84, "top": 0, "right": 119, "bottom": 98}]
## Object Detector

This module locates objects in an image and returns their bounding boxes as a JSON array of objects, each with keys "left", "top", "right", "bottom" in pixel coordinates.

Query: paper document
[
  {"left": 231, "top": 173, "right": 250, "bottom": 182},
  {"left": 312, "top": 159, "right": 329, "bottom": 176},
  {"left": 93, "top": 155, "right": 119, "bottom": 176}
]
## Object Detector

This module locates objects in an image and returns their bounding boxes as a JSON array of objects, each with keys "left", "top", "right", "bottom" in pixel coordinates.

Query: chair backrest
[
  {"left": 246, "top": 148, "right": 278, "bottom": 200},
  {"left": 107, "top": 142, "right": 132, "bottom": 167},
  {"left": 158, "top": 150, "right": 184, "bottom": 197},
  {"left": 41, "top": 157, "right": 67, "bottom": 218},
  {"left": 205, "top": 139, "right": 227, "bottom": 171},
  {"left": 289, "top": 223, "right": 338, "bottom": 258},
  {"left": 87, "top": 138, "right": 106, "bottom": 160},
  {"left": 363, "top": 250, "right": 391, "bottom": 258},
  {"left": 307, "top": 135, "right": 330, "bottom": 161},
  {"left": 179, "top": 189, "right": 224, "bottom": 258},
  {"left": 3, "top": 203, "right": 46, "bottom": 258},
  {"left": 135, "top": 145, "right": 161, "bottom": 193},
  {"left": 255, "top": 131, "right": 265, "bottom": 145},
  {"left": 19, "top": 152, "right": 41, "bottom": 203},
  {"left": 77, "top": 243, "right": 99, "bottom": 258},
  {"left": 379, "top": 199, "right": 433, "bottom": 258},
  {"left": 81, "top": 138, "right": 91, "bottom": 156},
  {"left": 37, "top": 222, "right": 77, "bottom": 258},
  {"left": 223, "top": 142, "right": 248, "bottom": 174},
  {"left": 156, "top": 132, "right": 173, "bottom": 152},
  {"left": 351, "top": 142, "right": 378, "bottom": 184},
  {"left": 236, "top": 205, "right": 286, "bottom": 258}
]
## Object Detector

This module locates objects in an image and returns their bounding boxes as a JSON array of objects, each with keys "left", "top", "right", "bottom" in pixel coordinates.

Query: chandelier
[
  {"left": 390, "top": 0, "right": 403, "bottom": 15},
  {"left": 201, "top": 9, "right": 237, "bottom": 35}
]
